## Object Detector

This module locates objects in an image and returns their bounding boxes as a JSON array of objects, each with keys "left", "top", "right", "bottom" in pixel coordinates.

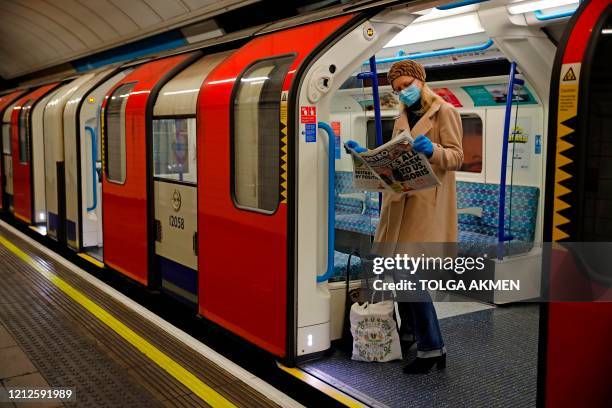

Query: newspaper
[{"left": 346, "top": 130, "right": 440, "bottom": 193}]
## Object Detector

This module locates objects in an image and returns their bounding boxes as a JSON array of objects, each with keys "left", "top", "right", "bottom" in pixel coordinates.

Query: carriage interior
[{"left": 292, "top": 1, "right": 586, "bottom": 405}]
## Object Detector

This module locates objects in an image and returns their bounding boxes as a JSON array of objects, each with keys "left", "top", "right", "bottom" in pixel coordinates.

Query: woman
[{"left": 349, "top": 60, "right": 463, "bottom": 373}]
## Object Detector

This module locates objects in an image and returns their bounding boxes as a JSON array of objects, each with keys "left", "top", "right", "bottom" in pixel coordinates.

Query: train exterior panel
[
  {"left": 197, "top": 14, "right": 353, "bottom": 358},
  {"left": 101, "top": 52, "right": 199, "bottom": 286},
  {"left": 11, "top": 84, "right": 60, "bottom": 224}
]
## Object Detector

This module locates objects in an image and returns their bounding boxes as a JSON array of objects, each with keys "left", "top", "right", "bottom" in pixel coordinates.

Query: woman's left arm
[{"left": 429, "top": 104, "right": 464, "bottom": 171}]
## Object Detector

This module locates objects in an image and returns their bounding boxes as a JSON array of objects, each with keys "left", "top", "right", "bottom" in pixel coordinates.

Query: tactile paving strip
[
  {"left": 0, "top": 247, "right": 161, "bottom": 407},
  {"left": 0, "top": 226, "right": 281, "bottom": 408}
]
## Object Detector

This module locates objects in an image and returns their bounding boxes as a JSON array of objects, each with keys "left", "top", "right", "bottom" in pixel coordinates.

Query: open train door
[{"left": 543, "top": 0, "right": 612, "bottom": 406}]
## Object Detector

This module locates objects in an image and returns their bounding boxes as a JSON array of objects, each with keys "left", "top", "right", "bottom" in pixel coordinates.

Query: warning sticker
[
  {"left": 558, "top": 63, "right": 581, "bottom": 122},
  {"left": 300, "top": 106, "right": 316, "bottom": 124},
  {"left": 280, "top": 91, "right": 288, "bottom": 126},
  {"left": 561, "top": 63, "right": 580, "bottom": 85},
  {"left": 562, "top": 67, "right": 576, "bottom": 82}
]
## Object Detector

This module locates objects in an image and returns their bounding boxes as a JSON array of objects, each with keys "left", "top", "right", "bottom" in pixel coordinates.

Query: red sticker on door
[{"left": 300, "top": 106, "right": 317, "bottom": 124}]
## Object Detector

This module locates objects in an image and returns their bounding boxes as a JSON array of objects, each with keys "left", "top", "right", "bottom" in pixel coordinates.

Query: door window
[
  {"left": 105, "top": 83, "right": 135, "bottom": 183},
  {"left": 232, "top": 56, "right": 294, "bottom": 212},
  {"left": 152, "top": 118, "right": 197, "bottom": 184}
]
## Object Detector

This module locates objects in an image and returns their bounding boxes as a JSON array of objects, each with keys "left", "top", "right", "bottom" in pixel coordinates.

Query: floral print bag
[{"left": 350, "top": 298, "right": 402, "bottom": 362}]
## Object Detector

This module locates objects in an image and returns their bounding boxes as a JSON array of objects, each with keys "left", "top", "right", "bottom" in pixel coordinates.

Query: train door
[
  {"left": 11, "top": 97, "right": 32, "bottom": 223},
  {"left": 43, "top": 74, "right": 96, "bottom": 242},
  {"left": 150, "top": 52, "right": 230, "bottom": 305},
  {"left": 2, "top": 99, "right": 21, "bottom": 212},
  {"left": 62, "top": 68, "right": 129, "bottom": 258},
  {"left": 101, "top": 53, "right": 199, "bottom": 286},
  {"left": 30, "top": 89, "right": 60, "bottom": 230},
  {"left": 543, "top": 0, "right": 612, "bottom": 406},
  {"left": 72, "top": 69, "right": 129, "bottom": 259},
  {"left": 0, "top": 91, "right": 24, "bottom": 212},
  {"left": 11, "top": 83, "right": 60, "bottom": 225}
]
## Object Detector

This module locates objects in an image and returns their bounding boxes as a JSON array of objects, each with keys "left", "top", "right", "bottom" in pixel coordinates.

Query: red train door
[
  {"left": 101, "top": 53, "right": 199, "bottom": 286},
  {"left": 543, "top": 0, "right": 612, "bottom": 406},
  {"left": 198, "top": 15, "right": 353, "bottom": 358},
  {"left": 0, "top": 90, "right": 24, "bottom": 211},
  {"left": 11, "top": 84, "right": 59, "bottom": 224}
]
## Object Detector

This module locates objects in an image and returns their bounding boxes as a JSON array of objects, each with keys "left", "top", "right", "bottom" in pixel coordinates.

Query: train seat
[
  {"left": 330, "top": 173, "right": 540, "bottom": 282},
  {"left": 334, "top": 172, "right": 379, "bottom": 236},
  {"left": 330, "top": 251, "right": 363, "bottom": 282},
  {"left": 456, "top": 181, "right": 540, "bottom": 257}
]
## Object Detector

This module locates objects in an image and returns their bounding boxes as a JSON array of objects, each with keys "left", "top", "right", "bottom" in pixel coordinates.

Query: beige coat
[{"left": 374, "top": 102, "right": 463, "bottom": 245}]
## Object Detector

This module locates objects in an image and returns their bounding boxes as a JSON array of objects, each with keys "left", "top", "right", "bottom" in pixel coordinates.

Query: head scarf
[{"left": 387, "top": 60, "right": 426, "bottom": 87}]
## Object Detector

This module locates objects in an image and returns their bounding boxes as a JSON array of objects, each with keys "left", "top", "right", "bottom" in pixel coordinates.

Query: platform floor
[{"left": 0, "top": 222, "right": 298, "bottom": 408}]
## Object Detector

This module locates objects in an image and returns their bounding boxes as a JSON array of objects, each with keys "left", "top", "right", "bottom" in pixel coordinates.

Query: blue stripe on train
[
  {"left": 48, "top": 212, "right": 59, "bottom": 234},
  {"left": 157, "top": 256, "right": 197, "bottom": 302},
  {"left": 66, "top": 220, "right": 76, "bottom": 243}
]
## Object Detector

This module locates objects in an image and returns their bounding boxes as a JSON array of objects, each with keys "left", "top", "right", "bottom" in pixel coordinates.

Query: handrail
[
  {"left": 357, "top": 57, "right": 383, "bottom": 214},
  {"left": 85, "top": 126, "right": 98, "bottom": 212},
  {"left": 534, "top": 8, "right": 576, "bottom": 21},
  {"left": 316, "top": 121, "right": 336, "bottom": 283},
  {"left": 365, "top": 39, "right": 494, "bottom": 65},
  {"left": 497, "top": 61, "right": 524, "bottom": 260},
  {"left": 436, "top": 0, "right": 489, "bottom": 10}
]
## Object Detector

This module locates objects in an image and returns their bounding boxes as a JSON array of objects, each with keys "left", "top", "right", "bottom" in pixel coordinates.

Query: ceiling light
[
  {"left": 507, "top": 0, "right": 579, "bottom": 15},
  {"left": 384, "top": 13, "right": 485, "bottom": 48}
]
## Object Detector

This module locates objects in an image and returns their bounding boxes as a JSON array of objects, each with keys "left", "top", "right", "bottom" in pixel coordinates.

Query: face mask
[{"left": 398, "top": 84, "right": 421, "bottom": 107}]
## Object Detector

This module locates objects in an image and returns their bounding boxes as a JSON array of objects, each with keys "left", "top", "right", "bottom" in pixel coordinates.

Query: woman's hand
[
  {"left": 345, "top": 140, "right": 367, "bottom": 153},
  {"left": 412, "top": 135, "right": 433, "bottom": 158}
]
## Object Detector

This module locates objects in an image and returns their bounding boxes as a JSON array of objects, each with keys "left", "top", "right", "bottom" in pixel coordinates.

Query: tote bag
[{"left": 350, "top": 299, "right": 402, "bottom": 362}]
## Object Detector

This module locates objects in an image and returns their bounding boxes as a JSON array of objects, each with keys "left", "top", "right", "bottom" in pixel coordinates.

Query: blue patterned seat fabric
[
  {"left": 331, "top": 172, "right": 540, "bottom": 280},
  {"left": 456, "top": 181, "right": 539, "bottom": 257},
  {"left": 330, "top": 250, "right": 363, "bottom": 282},
  {"left": 334, "top": 172, "right": 380, "bottom": 235}
]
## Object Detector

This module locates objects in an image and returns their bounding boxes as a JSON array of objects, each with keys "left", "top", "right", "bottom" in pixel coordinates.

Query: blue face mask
[{"left": 398, "top": 84, "right": 421, "bottom": 107}]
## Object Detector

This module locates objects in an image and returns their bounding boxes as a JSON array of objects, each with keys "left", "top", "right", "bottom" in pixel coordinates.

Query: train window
[
  {"left": 232, "top": 55, "right": 294, "bottom": 212},
  {"left": 367, "top": 119, "right": 395, "bottom": 149},
  {"left": 105, "top": 83, "right": 135, "bottom": 184},
  {"left": 2, "top": 124, "right": 10, "bottom": 154},
  {"left": 152, "top": 118, "right": 196, "bottom": 184},
  {"left": 18, "top": 101, "right": 31, "bottom": 164},
  {"left": 367, "top": 114, "right": 483, "bottom": 174},
  {"left": 460, "top": 113, "right": 483, "bottom": 173},
  {"left": 582, "top": 13, "right": 612, "bottom": 240}
]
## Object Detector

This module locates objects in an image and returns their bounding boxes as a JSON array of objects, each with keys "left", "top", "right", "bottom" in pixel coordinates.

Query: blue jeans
[{"left": 397, "top": 293, "right": 446, "bottom": 358}]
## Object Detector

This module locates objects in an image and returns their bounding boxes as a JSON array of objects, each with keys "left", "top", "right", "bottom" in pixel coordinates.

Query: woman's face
[{"left": 391, "top": 75, "right": 423, "bottom": 94}]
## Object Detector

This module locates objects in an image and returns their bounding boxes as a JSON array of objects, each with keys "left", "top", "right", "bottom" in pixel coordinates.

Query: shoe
[{"left": 403, "top": 354, "right": 446, "bottom": 374}]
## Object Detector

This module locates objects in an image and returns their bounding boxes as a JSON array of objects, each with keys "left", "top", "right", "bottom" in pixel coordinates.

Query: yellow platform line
[
  {"left": 77, "top": 252, "right": 105, "bottom": 268},
  {"left": 0, "top": 235, "right": 236, "bottom": 408},
  {"left": 276, "top": 362, "right": 367, "bottom": 408}
]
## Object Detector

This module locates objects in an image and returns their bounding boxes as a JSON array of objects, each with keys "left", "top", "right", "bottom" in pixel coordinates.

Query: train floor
[
  {"left": 301, "top": 302, "right": 540, "bottom": 408},
  {"left": 0, "top": 221, "right": 299, "bottom": 408}
]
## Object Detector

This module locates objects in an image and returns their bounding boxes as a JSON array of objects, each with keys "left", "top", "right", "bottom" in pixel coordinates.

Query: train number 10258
[{"left": 169, "top": 215, "right": 185, "bottom": 230}]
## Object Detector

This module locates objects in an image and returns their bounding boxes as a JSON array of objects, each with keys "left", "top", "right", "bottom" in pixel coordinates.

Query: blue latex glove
[
  {"left": 345, "top": 139, "right": 367, "bottom": 153},
  {"left": 412, "top": 134, "right": 433, "bottom": 158}
]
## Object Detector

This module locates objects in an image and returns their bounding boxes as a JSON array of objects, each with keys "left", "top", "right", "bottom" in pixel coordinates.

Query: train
[{"left": 0, "top": 0, "right": 611, "bottom": 406}]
